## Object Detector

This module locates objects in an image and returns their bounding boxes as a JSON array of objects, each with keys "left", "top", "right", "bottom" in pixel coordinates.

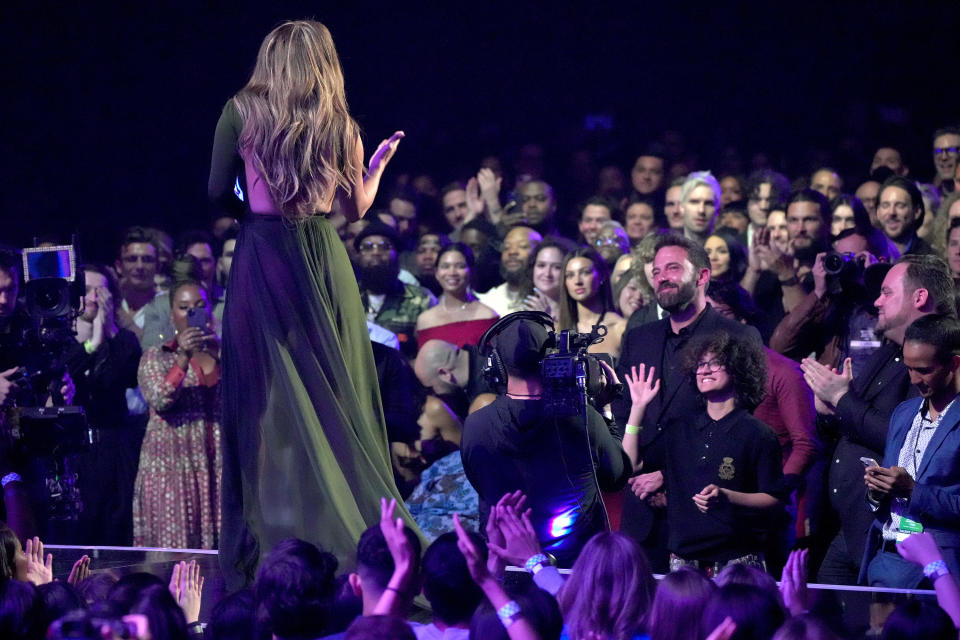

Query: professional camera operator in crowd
[
  {"left": 0, "top": 247, "right": 82, "bottom": 541},
  {"left": 460, "top": 311, "right": 631, "bottom": 567}
]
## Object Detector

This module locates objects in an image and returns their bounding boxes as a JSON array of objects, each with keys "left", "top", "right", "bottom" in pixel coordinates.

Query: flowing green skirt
[{"left": 220, "top": 214, "right": 415, "bottom": 588}]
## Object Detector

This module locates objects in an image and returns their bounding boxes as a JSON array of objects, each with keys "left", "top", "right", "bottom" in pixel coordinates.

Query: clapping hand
[
  {"left": 485, "top": 490, "right": 528, "bottom": 577},
  {"left": 465, "top": 177, "right": 485, "bottom": 223},
  {"left": 169, "top": 560, "right": 204, "bottom": 623},
  {"left": 24, "top": 536, "right": 53, "bottom": 585},
  {"left": 801, "top": 357, "right": 853, "bottom": 408},
  {"left": 454, "top": 512, "right": 491, "bottom": 585},
  {"left": 67, "top": 555, "right": 91, "bottom": 585},
  {"left": 486, "top": 494, "right": 542, "bottom": 568},
  {"left": 780, "top": 548, "right": 809, "bottom": 616}
]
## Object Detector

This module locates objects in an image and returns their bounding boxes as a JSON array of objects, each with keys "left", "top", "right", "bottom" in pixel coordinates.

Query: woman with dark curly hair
[{"left": 620, "top": 329, "right": 787, "bottom": 576}]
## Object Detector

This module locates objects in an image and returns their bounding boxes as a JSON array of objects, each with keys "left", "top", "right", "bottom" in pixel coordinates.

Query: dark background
[{"left": 4, "top": 1, "right": 959, "bottom": 262}]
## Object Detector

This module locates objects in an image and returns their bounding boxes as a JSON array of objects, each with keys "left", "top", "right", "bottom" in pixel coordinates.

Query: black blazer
[
  {"left": 828, "top": 340, "right": 916, "bottom": 564},
  {"left": 613, "top": 304, "right": 761, "bottom": 443},
  {"left": 613, "top": 304, "right": 761, "bottom": 545}
]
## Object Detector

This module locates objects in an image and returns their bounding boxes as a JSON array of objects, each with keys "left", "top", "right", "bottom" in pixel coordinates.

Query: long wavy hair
[
  {"left": 234, "top": 20, "right": 362, "bottom": 219},
  {"left": 558, "top": 532, "right": 656, "bottom": 640}
]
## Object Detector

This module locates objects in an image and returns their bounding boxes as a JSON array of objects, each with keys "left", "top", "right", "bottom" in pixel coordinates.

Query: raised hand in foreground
[
  {"left": 24, "top": 536, "right": 53, "bottom": 585},
  {"left": 169, "top": 560, "right": 204, "bottom": 623}
]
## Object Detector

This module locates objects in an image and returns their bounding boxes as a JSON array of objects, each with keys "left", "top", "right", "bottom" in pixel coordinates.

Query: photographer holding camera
[
  {"left": 769, "top": 226, "right": 893, "bottom": 373},
  {"left": 460, "top": 311, "right": 631, "bottom": 567}
]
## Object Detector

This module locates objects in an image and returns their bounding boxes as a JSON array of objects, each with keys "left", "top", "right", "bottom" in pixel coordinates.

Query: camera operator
[
  {"left": 0, "top": 248, "right": 77, "bottom": 540},
  {"left": 460, "top": 312, "right": 631, "bottom": 567},
  {"left": 769, "top": 226, "right": 893, "bottom": 373},
  {"left": 65, "top": 264, "right": 143, "bottom": 545}
]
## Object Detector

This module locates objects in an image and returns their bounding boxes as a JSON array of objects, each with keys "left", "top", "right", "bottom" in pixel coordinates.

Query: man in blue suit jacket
[{"left": 861, "top": 314, "right": 960, "bottom": 587}]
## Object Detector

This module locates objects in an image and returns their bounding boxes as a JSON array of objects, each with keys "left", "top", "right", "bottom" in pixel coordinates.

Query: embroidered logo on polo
[{"left": 718, "top": 457, "right": 735, "bottom": 480}]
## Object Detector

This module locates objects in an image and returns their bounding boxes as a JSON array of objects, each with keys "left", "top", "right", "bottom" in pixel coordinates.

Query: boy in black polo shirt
[{"left": 622, "top": 329, "right": 786, "bottom": 575}]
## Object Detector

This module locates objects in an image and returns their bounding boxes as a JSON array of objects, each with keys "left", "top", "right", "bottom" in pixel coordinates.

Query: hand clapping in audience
[
  {"left": 67, "top": 554, "right": 91, "bottom": 585},
  {"left": 169, "top": 559, "right": 204, "bottom": 624},
  {"left": 23, "top": 536, "right": 53, "bottom": 585},
  {"left": 780, "top": 548, "right": 810, "bottom": 617}
]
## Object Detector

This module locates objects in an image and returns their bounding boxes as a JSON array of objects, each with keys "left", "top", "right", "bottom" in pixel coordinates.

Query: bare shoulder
[
  {"left": 416, "top": 306, "right": 443, "bottom": 330},
  {"left": 470, "top": 301, "right": 499, "bottom": 320}
]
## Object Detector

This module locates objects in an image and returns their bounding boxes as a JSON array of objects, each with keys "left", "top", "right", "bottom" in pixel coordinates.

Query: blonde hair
[{"left": 234, "top": 20, "right": 362, "bottom": 220}]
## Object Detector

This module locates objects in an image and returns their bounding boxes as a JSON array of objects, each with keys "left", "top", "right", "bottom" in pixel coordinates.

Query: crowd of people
[{"left": 3, "top": 15, "right": 960, "bottom": 640}]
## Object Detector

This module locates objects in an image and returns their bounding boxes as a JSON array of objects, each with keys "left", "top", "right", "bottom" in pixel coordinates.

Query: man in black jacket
[
  {"left": 613, "top": 235, "right": 760, "bottom": 571},
  {"left": 802, "top": 254, "right": 955, "bottom": 584}
]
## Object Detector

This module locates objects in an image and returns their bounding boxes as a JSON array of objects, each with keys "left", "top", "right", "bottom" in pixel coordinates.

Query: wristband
[
  {"left": 524, "top": 553, "right": 550, "bottom": 574},
  {"left": 625, "top": 424, "right": 641, "bottom": 435},
  {"left": 497, "top": 600, "right": 521, "bottom": 628},
  {"left": 924, "top": 560, "right": 950, "bottom": 582},
  {"left": 1, "top": 472, "right": 23, "bottom": 488},
  {"left": 778, "top": 275, "right": 799, "bottom": 287},
  {"left": 83, "top": 339, "right": 97, "bottom": 354}
]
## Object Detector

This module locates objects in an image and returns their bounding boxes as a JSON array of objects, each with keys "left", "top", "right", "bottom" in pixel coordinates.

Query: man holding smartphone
[{"left": 861, "top": 314, "right": 960, "bottom": 587}]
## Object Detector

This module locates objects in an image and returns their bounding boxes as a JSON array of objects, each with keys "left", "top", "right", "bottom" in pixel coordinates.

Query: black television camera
[
  {"left": 4, "top": 244, "right": 90, "bottom": 524},
  {"left": 541, "top": 324, "right": 610, "bottom": 417}
]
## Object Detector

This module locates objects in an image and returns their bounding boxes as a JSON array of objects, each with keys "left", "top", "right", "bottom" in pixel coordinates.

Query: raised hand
[
  {"left": 486, "top": 503, "right": 542, "bottom": 568},
  {"left": 176, "top": 560, "right": 203, "bottom": 623},
  {"left": 465, "top": 177, "right": 484, "bottom": 222},
  {"left": 624, "top": 364, "right": 660, "bottom": 409},
  {"left": 67, "top": 555, "right": 91, "bottom": 585},
  {"left": 477, "top": 168, "right": 502, "bottom": 199},
  {"left": 379, "top": 497, "right": 415, "bottom": 587},
  {"left": 454, "top": 512, "right": 490, "bottom": 585},
  {"left": 780, "top": 548, "right": 809, "bottom": 616},
  {"left": 168, "top": 560, "right": 182, "bottom": 602},
  {"left": 24, "top": 537, "right": 53, "bottom": 585},
  {"left": 368, "top": 131, "right": 405, "bottom": 178}
]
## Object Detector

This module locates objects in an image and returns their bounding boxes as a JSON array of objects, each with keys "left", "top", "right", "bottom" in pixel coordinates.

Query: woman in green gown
[{"left": 208, "top": 20, "right": 412, "bottom": 588}]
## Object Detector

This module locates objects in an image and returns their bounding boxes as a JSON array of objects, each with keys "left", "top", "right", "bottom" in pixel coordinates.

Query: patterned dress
[{"left": 133, "top": 341, "right": 222, "bottom": 549}]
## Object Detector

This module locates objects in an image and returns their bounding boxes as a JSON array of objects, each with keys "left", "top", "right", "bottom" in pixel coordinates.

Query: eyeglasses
[
  {"left": 934, "top": 146, "right": 960, "bottom": 157},
  {"left": 695, "top": 358, "right": 725, "bottom": 373},
  {"left": 358, "top": 240, "right": 394, "bottom": 254}
]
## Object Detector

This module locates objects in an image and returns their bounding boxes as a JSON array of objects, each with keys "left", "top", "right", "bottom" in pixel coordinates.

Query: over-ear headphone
[{"left": 478, "top": 311, "right": 556, "bottom": 390}]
